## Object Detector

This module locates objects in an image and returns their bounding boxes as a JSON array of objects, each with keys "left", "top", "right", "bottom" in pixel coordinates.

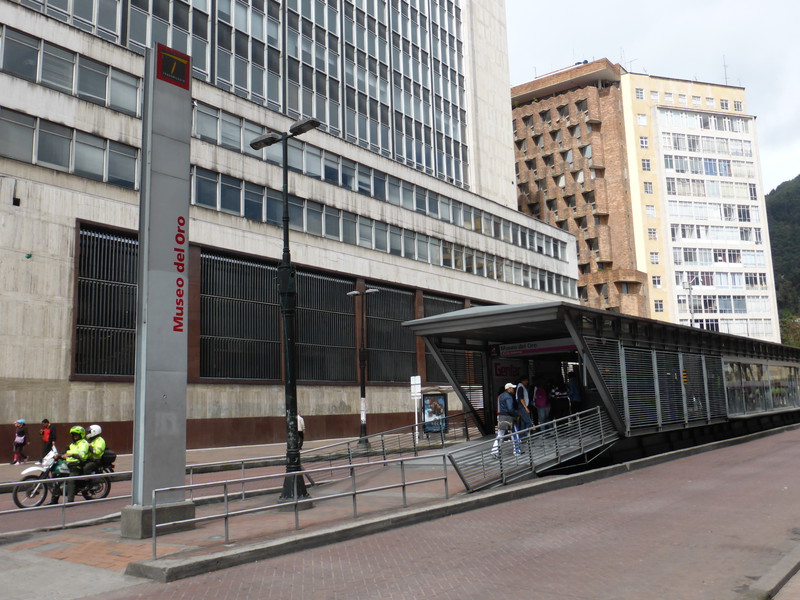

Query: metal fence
[{"left": 448, "top": 407, "right": 619, "bottom": 492}]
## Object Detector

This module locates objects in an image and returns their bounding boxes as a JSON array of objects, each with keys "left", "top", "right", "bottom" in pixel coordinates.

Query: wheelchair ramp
[{"left": 448, "top": 407, "right": 619, "bottom": 492}]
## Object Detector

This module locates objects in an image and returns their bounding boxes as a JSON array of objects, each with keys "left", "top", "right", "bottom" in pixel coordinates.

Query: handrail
[{"left": 151, "top": 452, "right": 451, "bottom": 560}]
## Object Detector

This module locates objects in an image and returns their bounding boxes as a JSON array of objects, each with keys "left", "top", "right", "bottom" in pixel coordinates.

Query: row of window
[
  {"left": 672, "top": 247, "right": 766, "bottom": 267},
  {"left": 635, "top": 88, "right": 743, "bottom": 113},
  {"left": 663, "top": 155, "right": 755, "bottom": 179},
  {"left": 675, "top": 271, "right": 769, "bottom": 290},
  {"left": 192, "top": 102, "right": 568, "bottom": 261},
  {"left": 684, "top": 319, "right": 772, "bottom": 338},
  {"left": 670, "top": 224, "right": 762, "bottom": 244},
  {"left": 657, "top": 109, "right": 750, "bottom": 134},
  {"left": 661, "top": 132, "right": 753, "bottom": 157},
  {"left": 0, "top": 108, "right": 137, "bottom": 188},
  {"left": 665, "top": 179, "right": 759, "bottom": 201},
  {"left": 193, "top": 166, "right": 577, "bottom": 298},
  {"left": 19, "top": 0, "right": 120, "bottom": 43},
  {"left": 676, "top": 294, "right": 771, "bottom": 315},
  {"left": 667, "top": 201, "right": 760, "bottom": 223},
  {"left": 0, "top": 27, "right": 140, "bottom": 116}
]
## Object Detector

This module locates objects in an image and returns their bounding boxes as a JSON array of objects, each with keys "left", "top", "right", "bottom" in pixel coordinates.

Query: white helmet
[{"left": 87, "top": 424, "right": 102, "bottom": 439}]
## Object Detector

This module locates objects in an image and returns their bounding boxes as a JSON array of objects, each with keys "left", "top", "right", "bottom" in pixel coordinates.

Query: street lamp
[
  {"left": 250, "top": 117, "right": 321, "bottom": 503},
  {"left": 683, "top": 279, "right": 694, "bottom": 328},
  {"left": 347, "top": 287, "right": 379, "bottom": 447}
]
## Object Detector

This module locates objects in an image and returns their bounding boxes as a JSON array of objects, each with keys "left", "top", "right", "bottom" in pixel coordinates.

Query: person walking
[
  {"left": 38, "top": 419, "right": 57, "bottom": 464},
  {"left": 567, "top": 370, "right": 583, "bottom": 414},
  {"left": 491, "top": 383, "right": 518, "bottom": 456},
  {"left": 515, "top": 377, "right": 533, "bottom": 433},
  {"left": 533, "top": 381, "right": 551, "bottom": 428},
  {"left": 11, "top": 419, "right": 28, "bottom": 465}
]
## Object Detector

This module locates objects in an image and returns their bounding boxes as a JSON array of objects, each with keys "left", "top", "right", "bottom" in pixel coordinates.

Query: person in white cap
[{"left": 491, "top": 383, "right": 518, "bottom": 456}]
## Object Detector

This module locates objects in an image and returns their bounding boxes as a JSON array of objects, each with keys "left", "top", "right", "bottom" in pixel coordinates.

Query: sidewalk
[{"left": 5, "top": 428, "right": 800, "bottom": 599}]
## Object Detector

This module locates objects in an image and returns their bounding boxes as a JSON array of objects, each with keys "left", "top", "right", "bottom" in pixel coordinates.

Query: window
[
  {"left": 74, "top": 132, "right": 105, "bottom": 181},
  {"left": 639, "top": 136, "right": 649, "bottom": 149},
  {"left": 664, "top": 92, "right": 673, "bottom": 103},
  {"left": 706, "top": 97, "right": 714, "bottom": 108},
  {"left": 2, "top": 29, "right": 39, "bottom": 82},
  {"left": 37, "top": 121, "right": 72, "bottom": 171},
  {"left": 635, "top": 88, "right": 644, "bottom": 100},
  {"left": 646, "top": 205, "right": 656, "bottom": 217},
  {"left": 678, "top": 94, "right": 687, "bottom": 105},
  {"left": 654, "top": 299, "right": 664, "bottom": 313},
  {"left": 77, "top": 57, "right": 108, "bottom": 104},
  {"left": 650, "top": 91, "right": 658, "bottom": 102},
  {"left": 648, "top": 228, "right": 658, "bottom": 240},
  {"left": 637, "top": 113, "right": 647, "bottom": 126},
  {"left": 0, "top": 108, "right": 35, "bottom": 162},
  {"left": 650, "top": 252, "right": 660, "bottom": 264},
  {"left": 720, "top": 99, "right": 729, "bottom": 110},
  {"left": 642, "top": 158, "right": 651, "bottom": 171},
  {"left": 734, "top": 100, "right": 743, "bottom": 112},
  {"left": 42, "top": 42, "right": 75, "bottom": 94},
  {"left": 644, "top": 182, "right": 653, "bottom": 194},
  {"left": 692, "top": 96, "right": 701, "bottom": 107},
  {"left": 652, "top": 275, "right": 662, "bottom": 288}
]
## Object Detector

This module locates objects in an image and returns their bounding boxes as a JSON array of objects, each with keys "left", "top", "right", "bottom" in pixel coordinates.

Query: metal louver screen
[
  {"left": 438, "top": 348, "right": 486, "bottom": 411},
  {"left": 296, "top": 271, "right": 356, "bottom": 382},
  {"left": 683, "top": 353, "right": 707, "bottom": 422},
  {"left": 705, "top": 356, "right": 727, "bottom": 419},
  {"left": 75, "top": 228, "right": 138, "bottom": 376},
  {"left": 584, "top": 336, "right": 624, "bottom": 419},
  {"left": 656, "top": 351, "right": 684, "bottom": 425},
  {"left": 200, "top": 251, "right": 280, "bottom": 379},
  {"left": 423, "top": 295, "right": 464, "bottom": 384},
  {"left": 368, "top": 285, "right": 416, "bottom": 382},
  {"left": 624, "top": 348, "right": 657, "bottom": 430}
]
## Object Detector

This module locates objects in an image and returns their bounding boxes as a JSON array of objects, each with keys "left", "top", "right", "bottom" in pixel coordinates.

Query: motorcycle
[{"left": 12, "top": 445, "right": 115, "bottom": 508}]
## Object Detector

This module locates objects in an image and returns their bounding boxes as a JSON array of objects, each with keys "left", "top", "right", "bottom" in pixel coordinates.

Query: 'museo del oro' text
[{"left": 173, "top": 216, "right": 187, "bottom": 332}]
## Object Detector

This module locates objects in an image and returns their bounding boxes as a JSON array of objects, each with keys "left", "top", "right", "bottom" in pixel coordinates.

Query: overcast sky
[{"left": 504, "top": 0, "right": 800, "bottom": 194}]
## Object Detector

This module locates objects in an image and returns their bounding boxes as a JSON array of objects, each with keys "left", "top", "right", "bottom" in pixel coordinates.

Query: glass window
[
  {"left": 2, "top": 29, "right": 39, "bottom": 82},
  {"left": 341, "top": 211, "right": 357, "bottom": 244},
  {"left": 265, "top": 189, "right": 281, "bottom": 225},
  {"left": 194, "top": 168, "right": 217, "bottom": 207},
  {"left": 109, "top": 70, "right": 138, "bottom": 115},
  {"left": 220, "top": 112, "right": 241, "bottom": 150},
  {"left": 41, "top": 43, "right": 75, "bottom": 93},
  {"left": 324, "top": 206, "right": 340, "bottom": 239},
  {"left": 37, "top": 121, "right": 72, "bottom": 170},
  {"left": 77, "top": 56, "right": 108, "bottom": 104},
  {"left": 357, "top": 216, "right": 372, "bottom": 247},
  {"left": 107, "top": 141, "right": 136, "bottom": 188},
  {"left": 287, "top": 137, "right": 304, "bottom": 172},
  {"left": 195, "top": 104, "right": 218, "bottom": 142},
  {"left": 306, "top": 145, "right": 322, "bottom": 178},
  {"left": 341, "top": 158, "right": 356, "bottom": 190},
  {"left": 306, "top": 200, "right": 323, "bottom": 235},
  {"left": 0, "top": 108, "right": 36, "bottom": 162},
  {"left": 357, "top": 164, "right": 371, "bottom": 195},
  {"left": 244, "top": 182, "right": 264, "bottom": 220},
  {"left": 323, "top": 152, "right": 339, "bottom": 184},
  {"left": 374, "top": 221, "right": 388, "bottom": 251},
  {"left": 219, "top": 174, "right": 241, "bottom": 213},
  {"left": 74, "top": 132, "right": 105, "bottom": 180}
]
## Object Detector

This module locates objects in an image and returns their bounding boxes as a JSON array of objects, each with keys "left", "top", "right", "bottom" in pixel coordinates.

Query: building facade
[
  {"left": 0, "top": 0, "right": 578, "bottom": 450},
  {"left": 512, "top": 59, "right": 779, "bottom": 342}
]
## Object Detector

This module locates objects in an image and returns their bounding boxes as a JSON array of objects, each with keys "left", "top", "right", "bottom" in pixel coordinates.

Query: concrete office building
[
  {"left": 0, "top": 0, "right": 577, "bottom": 449},
  {"left": 512, "top": 59, "right": 779, "bottom": 342}
]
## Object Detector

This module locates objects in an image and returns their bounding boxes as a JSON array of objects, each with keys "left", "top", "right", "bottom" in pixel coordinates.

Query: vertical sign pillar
[{"left": 122, "top": 44, "right": 194, "bottom": 539}]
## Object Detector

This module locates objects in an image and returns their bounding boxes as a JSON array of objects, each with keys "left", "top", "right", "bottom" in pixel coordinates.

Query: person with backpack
[{"left": 491, "top": 383, "right": 518, "bottom": 456}]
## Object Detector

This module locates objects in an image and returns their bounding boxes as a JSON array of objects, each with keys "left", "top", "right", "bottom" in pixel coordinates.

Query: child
[
  {"left": 11, "top": 419, "right": 28, "bottom": 465},
  {"left": 39, "top": 418, "right": 57, "bottom": 463}
]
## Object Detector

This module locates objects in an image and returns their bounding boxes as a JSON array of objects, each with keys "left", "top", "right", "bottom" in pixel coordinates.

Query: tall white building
[
  {"left": 0, "top": 0, "right": 577, "bottom": 449},
  {"left": 621, "top": 73, "right": 779, "bottom": 341}
]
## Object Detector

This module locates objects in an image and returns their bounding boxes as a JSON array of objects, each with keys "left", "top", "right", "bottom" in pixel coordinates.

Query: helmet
[
  {"left": 16, "top": 419, "right": 25, "bottom": 425},
  {"left": 87, "top": 424, "right": 102, "bottom": 439},
  {"left": 69, "top": 425, "right": 86, "bottom": 439}
]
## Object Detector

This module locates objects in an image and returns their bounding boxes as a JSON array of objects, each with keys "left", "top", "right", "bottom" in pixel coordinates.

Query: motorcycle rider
[
  {"left": 63, "top": 425, "right": 90, "bottom": 503},
  {"left": 83, "top": 424, "right": 106, "bottom": 477}
]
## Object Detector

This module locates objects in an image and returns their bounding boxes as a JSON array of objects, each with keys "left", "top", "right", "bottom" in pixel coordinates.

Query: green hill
[{"left": 766, "top": 174, "right": 800, "bottom": 345}]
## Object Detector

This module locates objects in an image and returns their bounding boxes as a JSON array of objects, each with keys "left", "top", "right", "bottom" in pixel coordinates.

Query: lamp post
[
  {"left": 250, "top": 117, "right": 321, "bottom": 503},
  {"left": 347, "top": 287, "right": 379, "bottom": 447},
  {"left": 683, "top": 279, "right": 694, "bottom": 328}
]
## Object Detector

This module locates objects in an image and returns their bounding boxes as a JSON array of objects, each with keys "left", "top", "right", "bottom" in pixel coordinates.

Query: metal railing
[
  {"left": 150, "top": 453, "right": 451, "bottom": 559},
  {"left": 448, "top": 407, "right": 619, "bottom": 492}
]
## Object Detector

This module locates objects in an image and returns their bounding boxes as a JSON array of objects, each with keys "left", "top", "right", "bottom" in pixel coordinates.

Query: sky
[{"left": 504, "top": 0, "right": 800, "bottom": 194}]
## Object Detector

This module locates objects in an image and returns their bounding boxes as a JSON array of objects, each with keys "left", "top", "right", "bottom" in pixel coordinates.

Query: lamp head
[
  {"left": 289, "top": 117, "right": 322, "bottom": 136},
  {"left": 249, "top": 132, "right": 283, "bottom": 150}
]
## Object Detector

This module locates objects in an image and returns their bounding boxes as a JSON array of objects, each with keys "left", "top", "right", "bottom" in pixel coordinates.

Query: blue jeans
[{"left": 536, "top": 406, "right": 550, "bottom": 426}]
